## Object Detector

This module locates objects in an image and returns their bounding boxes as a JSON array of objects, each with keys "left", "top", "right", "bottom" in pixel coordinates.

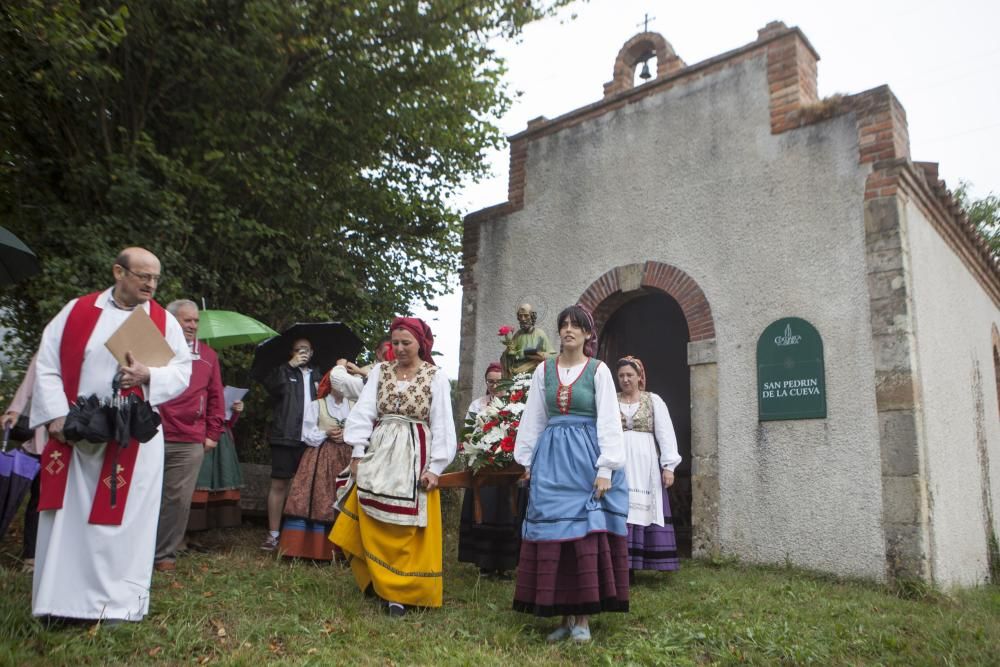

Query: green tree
[
  {"left": 0, "top": 0, "right": 573, "bottom": 458},
  {"left": 955, "top": 181, "right": 1000, "bottom": 259},
  {"left": 0, "top": 0, "right": 572, "bottom": 361}
]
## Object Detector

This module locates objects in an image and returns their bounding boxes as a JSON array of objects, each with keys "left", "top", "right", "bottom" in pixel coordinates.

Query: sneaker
[
  {"left": 385, "top": 602, "right": 406, "bottom": 618},
  {"left": 570, "top": 625, "right": 592, "bottom": 643},
  {"left": 546, "top": 625, "right": 574, "bottom": 643},
  {"left": 260, "top": 534, "right": 279, "bottom": 552}
]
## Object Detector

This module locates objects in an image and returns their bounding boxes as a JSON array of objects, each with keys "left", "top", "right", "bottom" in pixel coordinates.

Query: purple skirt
[
  {"left": 626, "top": 489, "right": 680, "bottom": 571},
  {"left": 512, "top": 532, "right": 630, "bottom": 617}
]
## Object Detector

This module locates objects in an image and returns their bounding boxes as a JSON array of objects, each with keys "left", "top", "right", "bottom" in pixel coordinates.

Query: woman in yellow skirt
[{"left": 331, "top": 317, "right": 456, "bottom": 616}]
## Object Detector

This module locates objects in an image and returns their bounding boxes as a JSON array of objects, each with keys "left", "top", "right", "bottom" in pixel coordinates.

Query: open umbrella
[
  {"left": 0, "top": 427, "right": 41, "bottom": 538},
  {"left": 197, "top": 310, "right": 278, "bottom": 349},
  {"left": 250, "top": 322, "right": 363, "bottom": 382},
  {"left": 0, "top": 227, "right": 41, "bottom": 285}
]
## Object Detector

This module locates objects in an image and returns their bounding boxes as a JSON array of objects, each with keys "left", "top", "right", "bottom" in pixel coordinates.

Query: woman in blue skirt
[{"left": 513, "top": 305, "right": 629, "bottom": 643}]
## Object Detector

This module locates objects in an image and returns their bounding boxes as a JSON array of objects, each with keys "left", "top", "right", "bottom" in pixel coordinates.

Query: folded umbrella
[
  {"left": 197, "top": 310, "right": 278, "bottom": 349},
  {"left": 0, "top": 427, "right": 40, "bottom": 539},
  {"left": 106, "top": 377, "right": 161, "bottom": 507},
  {"left": 250, "top": 322, "right": 363, "bottom": 382},
  {"left": 0, "top": 452, "right": 11, "bottom": 530},
  {"left": 62, "top": 395, "right": 115, "bottom": 443},
  {"left": 127, "top": 397, "right": 161, "bottom": 444}
]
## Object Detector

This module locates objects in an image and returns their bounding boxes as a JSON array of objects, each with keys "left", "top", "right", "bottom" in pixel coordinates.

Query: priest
[{"left": 30, "top": 247, "right": 191, "bottom": 623}]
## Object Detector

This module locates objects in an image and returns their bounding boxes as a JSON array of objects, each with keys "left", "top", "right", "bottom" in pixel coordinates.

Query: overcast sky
[{"left": 415, "top": 0, "right": 1000, "bottom": 379}]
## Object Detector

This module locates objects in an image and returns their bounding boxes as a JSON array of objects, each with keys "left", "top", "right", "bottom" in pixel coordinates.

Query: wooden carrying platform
[{"left": 437, "top": 463, "right": 525, "bottom": 523}]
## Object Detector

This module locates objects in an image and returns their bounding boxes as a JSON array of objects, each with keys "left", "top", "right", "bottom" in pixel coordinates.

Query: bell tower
[{"left": 602, "top": 32, "right": 686, "bottom": 99}]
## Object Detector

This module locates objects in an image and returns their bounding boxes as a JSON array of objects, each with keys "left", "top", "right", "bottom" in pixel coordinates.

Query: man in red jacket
[{"left": 154, "top": 300, "right": 225, "bottom": 571}]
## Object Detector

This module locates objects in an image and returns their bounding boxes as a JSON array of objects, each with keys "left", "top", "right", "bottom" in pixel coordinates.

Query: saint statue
[{"left": 500, "top": 303, "right": 553, "bottom": 378}]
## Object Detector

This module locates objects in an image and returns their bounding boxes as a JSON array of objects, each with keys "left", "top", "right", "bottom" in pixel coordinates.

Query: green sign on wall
[{"left": 757, "top": 317, "right": 826, "bottom": 421}]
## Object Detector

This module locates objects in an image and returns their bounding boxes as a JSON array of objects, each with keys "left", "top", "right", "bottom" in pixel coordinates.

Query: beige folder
[{"left": 104, "top": 306, "right": 175, "bottom": 368}]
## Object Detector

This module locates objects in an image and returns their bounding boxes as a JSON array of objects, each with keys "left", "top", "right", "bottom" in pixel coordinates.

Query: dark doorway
[{"left": 598, "top": 291, "right": 692, "bottom": 557}]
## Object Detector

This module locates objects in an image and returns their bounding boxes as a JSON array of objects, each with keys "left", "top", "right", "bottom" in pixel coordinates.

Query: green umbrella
[{"left": 196, "top": 310, "right": 278, "bottom": 349}]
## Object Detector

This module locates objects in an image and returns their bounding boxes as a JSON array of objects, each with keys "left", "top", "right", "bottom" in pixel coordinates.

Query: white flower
[
  {"left": 507, "top": 401, "right": 525, "bottom": 415},
  {"left": 482, "top": 428, "right": 503, "bottom": 445}
]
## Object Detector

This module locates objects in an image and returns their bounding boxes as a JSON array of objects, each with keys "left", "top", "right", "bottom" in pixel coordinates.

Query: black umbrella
[
  {"left": 250, "top": 322, "right": 363, "bottom": 382},
  {"left": 62, "top": 375, "right": 162, "bottom": 507},
  {"left": 62, "top": 395, "right": 115, "bottom": 444},
  {"left": 0, "top": 227, "right": 41, "bottom": 285},
  {"left": 0, "top": 428, "right": 40, "bottom": 538}
]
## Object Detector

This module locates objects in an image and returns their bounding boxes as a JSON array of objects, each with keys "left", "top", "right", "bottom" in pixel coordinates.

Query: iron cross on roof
[{"left": 637, "top": 13, "right": 656, "bottom": 32}]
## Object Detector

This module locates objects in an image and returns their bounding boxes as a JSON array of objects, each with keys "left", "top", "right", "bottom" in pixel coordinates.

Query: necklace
[{"left": 396, "top": 363, "right": 419, "bottom": 381}]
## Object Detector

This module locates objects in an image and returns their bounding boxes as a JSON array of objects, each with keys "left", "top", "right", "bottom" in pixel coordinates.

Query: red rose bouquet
[{"left": 460, "top": 372, "right": 531, "bottom": 472}]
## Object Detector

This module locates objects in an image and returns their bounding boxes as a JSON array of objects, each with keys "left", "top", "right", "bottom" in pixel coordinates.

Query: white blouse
[
  {"left": 465, "top": 395, "right": 490, "bottom": 420},
  {"left": 619, "top": 393, "right": 682, "bottom": 471},
  {"left": 343, "top": 363, "right": 457, "bottom": 476},
  {"left": 329, "top": 365, "right": 364, "bottom": 401},
  {"left": 513, "top": 359, "right": 625, "bottom": 480},
  {"left": 301, "top": 394, "right": 352, "bottom": 447}
]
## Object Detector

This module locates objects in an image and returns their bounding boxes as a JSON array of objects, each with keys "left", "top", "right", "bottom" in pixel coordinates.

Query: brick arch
[
  {"left": 603, "top": 32, "right": 686, "bottom": 98},
  {"left": 577, "top": 261, "right": 715, "bottom": 342}
]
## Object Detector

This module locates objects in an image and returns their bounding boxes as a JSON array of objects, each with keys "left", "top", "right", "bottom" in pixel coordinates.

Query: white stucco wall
[
  {"left": 466, "top": 54, "right": 887, "bottom": 578},
  {"left": 905, "top": 200, "right": 1000, "bottom": 587}
]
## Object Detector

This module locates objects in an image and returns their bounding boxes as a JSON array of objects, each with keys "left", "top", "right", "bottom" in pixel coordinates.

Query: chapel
[{"left": 458, "top": 21, "right": 1000, "bottom": 587}]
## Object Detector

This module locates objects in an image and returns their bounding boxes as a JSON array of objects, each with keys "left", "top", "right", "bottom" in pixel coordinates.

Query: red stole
[{"left": 38, "top": 291, "right": 167, "bottom": 525}]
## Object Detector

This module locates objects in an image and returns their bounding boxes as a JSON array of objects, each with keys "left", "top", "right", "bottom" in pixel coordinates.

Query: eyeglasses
[
  {"left": 118, "top": 265, "right": 162, "bottom": 284},
  {"left": 485, "top": 380, "right": 502, "bottom": 386},
  {"left": 294, "top": 347, "right": 313, "bottom": 354}
]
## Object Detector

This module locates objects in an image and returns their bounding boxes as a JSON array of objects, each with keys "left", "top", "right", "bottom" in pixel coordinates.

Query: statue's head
[{"left": 516, "top": 303, "right": 537, "bottom": 332}]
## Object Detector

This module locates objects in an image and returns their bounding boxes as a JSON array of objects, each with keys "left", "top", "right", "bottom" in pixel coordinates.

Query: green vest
[{"left": 544, "top": 357, "right": 599, "bottom": 417}]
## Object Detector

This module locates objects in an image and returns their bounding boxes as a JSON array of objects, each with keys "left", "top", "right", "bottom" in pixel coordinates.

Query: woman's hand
[
  {"left": 231, "top": 400, "right": 244, "bottom": 414},
  {"left": 420, "top": 471, "right": 439, "bottom": 491},
  {"left": 1, "top": 410, "right": 19, "bottom": 429},
  {"left": 661, "top": 468, "right": 675, "bottom": 488},
  {"left": 325, "top": 425, "right": 344, "bottom": 443},
  {"left": 350, "top": 457, "right": 361, "bottom": 477},
  {"left": 345, "top": 361, "right": 368, "bottom": 377},
  {"left": 593, "top": 475, "right": 611, "bottom": 499}
]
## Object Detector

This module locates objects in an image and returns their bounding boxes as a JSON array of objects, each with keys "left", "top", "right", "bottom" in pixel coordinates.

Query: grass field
[{"left": 1, "top": 497, "right": 998, "bottom": 666}]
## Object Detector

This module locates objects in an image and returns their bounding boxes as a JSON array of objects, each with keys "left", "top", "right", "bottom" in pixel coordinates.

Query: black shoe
[
  {"left": 495, "top": 570, "right": 513, "bottom": 581},
  {"left": 184, "top": 540, "right": 210, "bottom": 554},
  {"left": 385, "top": 602, "right": 406, "bottom": 618}
]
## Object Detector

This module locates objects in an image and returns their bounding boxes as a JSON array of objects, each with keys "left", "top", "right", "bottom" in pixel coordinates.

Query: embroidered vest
[
  {"left": 544, "top": 357, "right": 599, "bottom": 417},
  {"left": 318, "top": 396, "right": 350, "bottom": 432},
  {"left": 619, "top": 391, "right": 653, "bottom": 433},
  {"left": 376, "top": 361, "right": 436, "bottom": 422}
]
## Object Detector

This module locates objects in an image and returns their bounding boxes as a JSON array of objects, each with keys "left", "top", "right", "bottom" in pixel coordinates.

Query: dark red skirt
[{"left": 512, "top": 532, "right": 630, "bottom": 617}]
